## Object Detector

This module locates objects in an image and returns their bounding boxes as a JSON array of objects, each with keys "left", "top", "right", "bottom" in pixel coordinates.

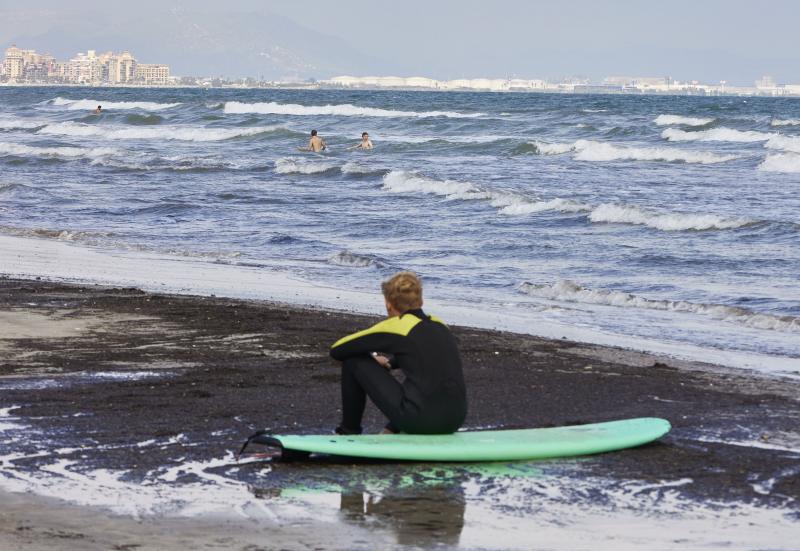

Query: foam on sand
[
  {"left": 588, "top": 203, "right": 753, "bottom": 231},
  {"left": 0, "top": 141, "right": 118, "bottom": 160},
  {"left": 661, "top": 127, "right": 774, "bottom": 143},
  {"left": 37, "top": 121, "right": 282, "bottom": 142},
  {"left": 274, "top": 157, "right": 339, "bottom": 174},
  {"left": 49, "top": 97, "right": 181, "bottom": 111},
  {"left": 223, "top": 101, "right": 483, "bottom": 119},
  {"left": 519, "top": 280, "right": 800, "bottom": 333},
  {"left": 654, "top": 114, "right": 716, "bottom": 126},
  {"left": 758, "top": 153, "right": 800, "bottom": 173}
]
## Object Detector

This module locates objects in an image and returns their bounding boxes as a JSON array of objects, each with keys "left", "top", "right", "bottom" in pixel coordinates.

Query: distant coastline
[{"left": 2, "top": 79, "right": 800, "bottom": 98}]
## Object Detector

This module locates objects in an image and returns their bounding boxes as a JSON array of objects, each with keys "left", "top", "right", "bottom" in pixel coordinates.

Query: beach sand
[{"left": 0, "top": 277, "right": 798, "bottom": 550}]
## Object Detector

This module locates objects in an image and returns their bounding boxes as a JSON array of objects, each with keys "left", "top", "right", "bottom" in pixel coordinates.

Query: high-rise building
[{"left": 134, "top": 63, "right": 169, "bottom": 85}]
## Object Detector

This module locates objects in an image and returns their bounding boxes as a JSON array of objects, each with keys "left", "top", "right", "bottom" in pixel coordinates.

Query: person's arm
[{"left": 330, "top": 316, "right": 421, "bottom": 362}]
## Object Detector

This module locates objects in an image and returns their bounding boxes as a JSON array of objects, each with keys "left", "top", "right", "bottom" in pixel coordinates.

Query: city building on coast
[
  {"left": 322, "top": 74, "right": 800, "bottom": 97},
  {"left": 1, "top": 45, "right": 172, "bottom": 86}
]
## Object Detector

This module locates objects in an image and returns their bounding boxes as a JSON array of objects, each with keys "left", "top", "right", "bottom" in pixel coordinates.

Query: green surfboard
[{"left": 241, "top": 417, "right": 670, "bottom": 462}]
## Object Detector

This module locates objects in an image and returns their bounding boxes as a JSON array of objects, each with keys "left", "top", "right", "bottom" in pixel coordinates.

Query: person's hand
[{"left": 371, "top": 352, "right": 391, "bottom": 369}]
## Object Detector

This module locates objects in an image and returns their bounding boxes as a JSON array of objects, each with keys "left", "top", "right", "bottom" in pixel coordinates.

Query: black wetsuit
[{"left": 330, "top": 309, "right": 467, "bottom": 434}]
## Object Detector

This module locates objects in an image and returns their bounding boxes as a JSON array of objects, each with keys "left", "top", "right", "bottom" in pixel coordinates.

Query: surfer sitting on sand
[
  {"left": 330, "top": 272, "right": 467, "bottom": 435},
  {"left": 299, "top": 129, "right": 326, "bottom": 152},
  {"left": 347, "top": 132, "right": 373, "bottom": 150}
]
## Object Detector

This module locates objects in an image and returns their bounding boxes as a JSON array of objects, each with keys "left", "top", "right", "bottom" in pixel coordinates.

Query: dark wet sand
[{"left": 0, "top": 277, "right": 798, "bottom": 550}]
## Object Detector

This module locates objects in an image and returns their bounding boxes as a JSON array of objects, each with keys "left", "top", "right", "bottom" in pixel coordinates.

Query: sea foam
[
  {"left": 588, "top": 203, "right": 753, "bottom": 231},
  {"left": 770, "top": 118, "right": 800, "bottom": 127},
  {"left": 654, "top": 115, "right": 716, "bottom": 126},
  {"left": 223, "top": 101, "right": 483, "bottom": 118},
  {"left": 274, "top": 157, "right": 339, "bottom": 174},
  {"left": 0, "top": 118, "right": 46, "bottom": 130},
  {"left": 523, "top": 140, "right": 736, "bottom": 164},
  {"left": 758, "top": 153, "right": 800, "bottom": 173},
  {"left": 37, "top": 122, "right": 281, "bottom": 142},
  {"left": 763, "top": 135, "right": 800, "bottom": 154},
  {"left": 572, "top": 140, "right": 737, "bottom": 164},
  {"left": 518, "top": 280, "right": 800, "bottom": 333},
  {"left": 50, "top": 97, "right": 181, "bottom": 111},
  {"left": 0, "top": 141, "right": 118, "bottom": 160},
  {"left": 662, "top": 127, "right": 773, "bottom": 143},
  {"left": 328, "top": 250, "right": 381, "bottom": 268}
]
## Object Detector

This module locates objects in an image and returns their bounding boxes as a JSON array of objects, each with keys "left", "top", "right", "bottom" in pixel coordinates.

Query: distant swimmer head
[
  {"left": 381, "top": 271, "right": 423, "bottom": 315},
  {"left": 311, "top": 129, "right": 318, "bottom": 136}
]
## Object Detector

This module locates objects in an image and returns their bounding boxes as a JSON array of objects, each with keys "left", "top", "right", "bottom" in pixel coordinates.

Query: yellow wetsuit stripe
[{"left": 331, "top": 315, "right": 423, "bottom": 349}]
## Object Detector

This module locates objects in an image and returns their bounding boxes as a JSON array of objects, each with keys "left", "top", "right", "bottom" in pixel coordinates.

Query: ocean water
[{"left": 1, "top": 87, "right": 799, "bottom": 370}]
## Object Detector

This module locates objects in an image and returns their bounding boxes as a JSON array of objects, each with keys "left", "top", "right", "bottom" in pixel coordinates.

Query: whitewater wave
[
  {"left": 381, "top": 170, "right": 581, "bottom": 217},
  {"left": 223, "top": 101, "right": 483, "bottom": 119},
  {"left": 758, "top": 153, "right": 800, "bottom": 173},
  {"left": 0, "top": 141, "right": 118, "bottom": 160},
  {"left": 49, "top": 97, "right": 181, "bottom": 111},
  {"left": 37, "top": 122, "right": 282, "bottom": 142},
  {"left": 662, "top": 127, "right": 773, "bottom": 143},
  {"left": 588, "top": 203, "right": 753, "bottom": 231},
  {"left": 521, "top": 140, "right": 736, "bottom": 164},
  {"left": 341, "top": 161, "right": 386, "bottom": 175},
  {"left": 654, "top": 115, "right": 716, "bottom": 127},
  {"left": 770, "top": 118, "right": 800, "bottom": 127},
  {"left": 274, "top": 157, "right": 339, "bottom": 174},
  {"left": 328, "top": 251, "right": 381, "bottom": 268},
  {"left": 572, "top": 140, "right": 737, "bottom": 164},
  {"left": 763, "top": 135, "right": 800, "bottom": 154},
  {"left": 518, "top": 280, "right": 800, "bottom": 333},
  {"left": 499, "top": 198, "right": 591, "bottom": 216},
  {"left": 0, "top": 118, "right": 46, "bottom": 131}
]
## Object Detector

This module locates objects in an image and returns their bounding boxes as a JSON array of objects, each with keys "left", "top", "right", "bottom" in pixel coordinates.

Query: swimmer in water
[
  {"left": 330, "top": 272, "right": 467, "bottom": 435},
  {"left": 93, "top": 105, "right": 102, "bottom": 114},
  {"left": 299, "top": 129, "right": 326, "bottom": 152},
  {"left": 348, "top": 132, "right": 373, "bottom": 150}
]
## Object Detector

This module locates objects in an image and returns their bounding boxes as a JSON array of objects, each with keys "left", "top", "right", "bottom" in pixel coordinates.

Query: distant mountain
[{"left": 3, "top": 5, "right": 380, "bottom": 79}]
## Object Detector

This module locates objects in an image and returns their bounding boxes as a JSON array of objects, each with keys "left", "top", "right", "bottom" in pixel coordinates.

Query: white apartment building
[{"left": 134, "top": 63, "right": 169, "bottom": 85}]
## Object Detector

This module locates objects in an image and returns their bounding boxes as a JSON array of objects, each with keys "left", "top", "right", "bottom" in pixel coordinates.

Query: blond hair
[{"left": 381, "top": 271, "right": 423, "bottom": 312}]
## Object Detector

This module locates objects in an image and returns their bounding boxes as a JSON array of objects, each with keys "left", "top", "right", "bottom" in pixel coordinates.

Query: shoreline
[
  {"left": 1, "top": 277, "right": 798, "bottom": 549},
  {"left": 1, "top": 233, "right": 797, "bottom": 377}
]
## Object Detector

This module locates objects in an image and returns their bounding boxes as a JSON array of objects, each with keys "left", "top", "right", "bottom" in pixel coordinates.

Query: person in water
[
  {"left": 348, "top": 132, "right": 373, "bottom": 150},
  {"left": 300, "top": 129, "right": 326, "bottom": 152},
  {"left": 330, "top": 272, "right": 467, "bottom": 435},
  {"left": 93, "top": 105, "right": 102, "bottom": 114}
]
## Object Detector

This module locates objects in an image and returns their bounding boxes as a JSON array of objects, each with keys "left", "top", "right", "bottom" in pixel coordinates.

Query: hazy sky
[{"left": 1, "top": 0, "right": 798, "bottom": 84}]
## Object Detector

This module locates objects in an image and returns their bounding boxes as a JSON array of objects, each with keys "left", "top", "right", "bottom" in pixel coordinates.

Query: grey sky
[{"left": 1, "top": 0, "right": 798, "bottom": 85}]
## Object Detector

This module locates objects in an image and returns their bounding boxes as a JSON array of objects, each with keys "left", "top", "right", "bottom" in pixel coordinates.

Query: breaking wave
[
  {"left": 223, "top": 101, "right": 483, "bottom": 118},
  {"left": 654, "top": 115, "right": 716, "bottom": 126},
  {"left": 758, "top": 153, "right": 800, "bottom": 173},
  {"left": 520, "top": 140, "right": 736, "bottom": 164},
  {"left": 518, "top": 280, "right": 800, "bottom": 333},
  {"left": 381, "top": 170, "right": 585, "bottom": 216},
  {"left": 770, "top": 118, "right": 800, "bottom": 127},
  {"left": 764, "top": 135, "right": 800, "bottom": 154},
  {"left": 49, "top": 97, "right": 181, "bottom": 111},
  {"left": 0, "top": 118, "right": 46, "bottom": 131},
  {"left": 588, "top": 203, "right": 754, "bottom": 231},
  {"left": 328, "top": 250, "right": 381, "bottom": 268},
  {"left": 341, "top": 161, "right": 387, "bottom": 175},
  {"left": 662, "top": 127, "right": 773, "bottom": 143},
  {"left": 274, "top": 157, "right": 339, "bottom": 174},
  {"left": 0, "top": 141, "right": 118, "bottom": 160},
  {"left": 37, "top": 122, "right": 282, "bottom": 142}
]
